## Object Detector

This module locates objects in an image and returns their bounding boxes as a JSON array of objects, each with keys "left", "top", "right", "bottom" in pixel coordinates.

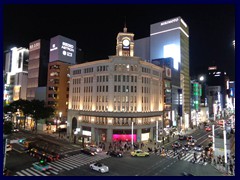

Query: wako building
[
  {"left": 67, "top": 27, "right": 164, "bottom": 143},
  {"left": 134, "top": 17, "right": 191, "bottom": 129}
]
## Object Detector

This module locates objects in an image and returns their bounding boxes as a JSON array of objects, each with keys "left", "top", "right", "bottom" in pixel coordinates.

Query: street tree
[{"left": 3, "top": 121, "right": 13, "bottom": 135}]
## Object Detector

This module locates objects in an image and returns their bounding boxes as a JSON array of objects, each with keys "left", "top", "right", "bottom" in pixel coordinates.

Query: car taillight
[{"left": 43, "top": 168, "right": 46, "bottom": 171}]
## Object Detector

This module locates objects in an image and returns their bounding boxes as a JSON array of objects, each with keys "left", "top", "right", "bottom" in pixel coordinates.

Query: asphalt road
[{"left": 5, "top": 126, "right": 224, "bottom": 176}]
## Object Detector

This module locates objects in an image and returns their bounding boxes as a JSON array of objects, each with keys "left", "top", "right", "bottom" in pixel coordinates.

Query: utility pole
[{"left": 223, "top": 121, "right": 228, "bottom": 172}]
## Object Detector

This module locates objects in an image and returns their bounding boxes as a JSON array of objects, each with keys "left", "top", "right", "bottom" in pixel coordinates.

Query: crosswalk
[
  {"left": 154, "top": 150, "right": 208, "bottom": 165},
  {"left": 14, "top": 152, "right": 110, "bottom": 176}
]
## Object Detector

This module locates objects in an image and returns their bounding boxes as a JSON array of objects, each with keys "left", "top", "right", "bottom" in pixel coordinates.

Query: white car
[
  {"left": 6, "top": 144, "right": 12, "bottom": 152},
  {"left": 193, "top": 145, "right": 203, "bottom": 152},
  {"left": 87, "top": 145, "right": 102, "bottom": 153},
  {"left": 89, "top": 162, "right": 109, "bottom": 173}
]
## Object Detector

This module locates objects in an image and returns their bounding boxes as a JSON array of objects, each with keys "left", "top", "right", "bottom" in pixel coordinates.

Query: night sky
[{"left": 3, "top": 4, "right": 235, "bottom": 80}]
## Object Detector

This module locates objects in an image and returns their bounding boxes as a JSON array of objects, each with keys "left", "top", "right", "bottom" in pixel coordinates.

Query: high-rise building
[
  {"left": 4, "top": 47, "right": 29, "bottom": 103},
  {"left": 152, "top": 58, "right": 181, "bottom": 128},
  {"left": 135, "top": 17, "right": 191, "bottom": 129},
  {"left": 67, "top": 27, "right": 164, "bottom": 144},
  {"left": 46, "top": 35, "right": 77, "bottom": 126},
  {"left": 26, "top": 39, "right": 50, "bottom": 101}
]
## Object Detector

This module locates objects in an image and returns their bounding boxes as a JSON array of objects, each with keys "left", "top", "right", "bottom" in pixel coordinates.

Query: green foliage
[{"left": 3, "top": 121, "right": 13, "bottom": 135}]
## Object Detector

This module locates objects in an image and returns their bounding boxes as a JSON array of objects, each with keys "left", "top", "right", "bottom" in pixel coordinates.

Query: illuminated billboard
[{"left": 49, "top": 35, "right": 76, "bottom": 64}]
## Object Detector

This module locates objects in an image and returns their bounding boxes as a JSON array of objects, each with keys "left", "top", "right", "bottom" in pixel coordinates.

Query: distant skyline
[{"left": 3, "top": 4, "right": 235, "bottom": 80}]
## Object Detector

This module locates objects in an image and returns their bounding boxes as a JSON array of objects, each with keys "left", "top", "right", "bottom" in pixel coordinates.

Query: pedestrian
[
  {"left": 173, "top": 133, "right": 175, "bottom": 138},
  {"left": 229, "top": 164, "right": 233, "bottom": 175}
]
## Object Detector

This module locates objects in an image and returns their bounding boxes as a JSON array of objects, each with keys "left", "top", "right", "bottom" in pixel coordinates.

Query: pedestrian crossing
[
  {"left": 155, "top": 150, "right": 208, "bottom": 165},
  {"left": 14, "top": 152, "right": 110, "bottom": 176}
]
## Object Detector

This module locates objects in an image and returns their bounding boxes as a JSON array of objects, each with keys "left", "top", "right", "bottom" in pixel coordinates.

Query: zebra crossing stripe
[
  {"left": 48, "top": 163, "right": 62, "bottom": 171},
  {"left": 16, "top": 171, "right": 25, "bottom": 176},
  {"left": 25, "top": 168, "right": 40, "bottom": 176},
  {"left": 203, "top": 162, "right": 207, "bottom": 165},
  {"left": 52, "top": 161, "right": 73, "bottom": 170},
  {"left": 30, "top": 167, "right": 48, "bottom": 176},
  {"left": 49, "top": 170, "right": 59, "bottom": 175},
  {"left": 21, "top": 170, "right": 33, "bottom": 176},
  {"left": 58, "top": 159, "right": 78, "bottom": 168}
]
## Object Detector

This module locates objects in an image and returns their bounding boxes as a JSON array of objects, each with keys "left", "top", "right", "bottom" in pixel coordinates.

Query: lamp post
[
  {"left": 223, "top": 120, "right": 228, "bottom": 172},
  {"left": 59, "top": 112, "right": 62, "bottom": 138},
  {"left": 131, "top": 121, "right": 134, "bottom": 149}
]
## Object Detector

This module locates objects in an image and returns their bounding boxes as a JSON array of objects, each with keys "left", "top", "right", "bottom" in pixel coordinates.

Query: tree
[
  {"left": 30, "top": 100, "right": 55, "bottom": 133},
  {"left": 4, "top": 121, "right": 13, "bottom": 135}
]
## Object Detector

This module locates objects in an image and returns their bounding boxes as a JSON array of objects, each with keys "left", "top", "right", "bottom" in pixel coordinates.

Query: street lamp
[
  {"left": 59, "top": 112, "right": 62, "bottom": 137},
  {"left": 131, "top": 121, "right": 134, "bottom": 149}
]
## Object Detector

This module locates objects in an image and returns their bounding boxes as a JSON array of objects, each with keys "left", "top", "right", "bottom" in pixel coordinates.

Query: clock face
[{"left": 123, "top": 39, "right": 130, "bottom": 46}]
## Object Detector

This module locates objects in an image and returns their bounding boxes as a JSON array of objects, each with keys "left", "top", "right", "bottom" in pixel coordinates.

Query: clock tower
[{"left": 116, "top": 26, "right": 134, "bottom": 57}]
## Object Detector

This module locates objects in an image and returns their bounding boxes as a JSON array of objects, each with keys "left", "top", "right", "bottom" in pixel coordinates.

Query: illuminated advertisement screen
[
  {"left": 112, "top": 134, "right": 137, "bottom": 142},
  {"left": 49, "top": 35, "right": 76, "bottom": 64}
]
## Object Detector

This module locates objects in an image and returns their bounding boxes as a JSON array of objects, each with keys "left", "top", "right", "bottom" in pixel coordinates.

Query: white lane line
[
  {"left": 21, "top": 170, "right": 32, "bottom": 176},
  {"left": 48, "top": 163, "right": 62, "bottom": 171},
  {"left": 51, "top": 161, "right": 72, "bottom": 170},
  {"left": 16, "top": 171, "right": 25, "bottom": 176},
  {"left": 30, "top": 167, "right": 47, "bottom": 176},
  {"left": 50, "top": 170, "right": 59, "bottom": 175},
  {"left": 25, "top": 168, "right": 40, "bottom": 176}
]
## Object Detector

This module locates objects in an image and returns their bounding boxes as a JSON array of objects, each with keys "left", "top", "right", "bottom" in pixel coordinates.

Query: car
[
  {"left": 89, "top": 162, "right": 109, "bottom": 173},
  {"left": 187, "top": 139, "right": 197, "bottom": 146},
  {"left": 182, "top": 172, "right": 194, "bottom": 176},
  {"left": 12, "top": 127, "right": 19, "bottom": 132},
  {"left": 32, "top": 161, "right": 51, "bottom": 171},
  {"left": 172, "top": 141, "right": 182, "bottom": 148},
  {"left": 178, "top": 135, "right": 187, "bottom": 140},
  {"left": 131, "top": 149, "right": 149, "bottom": 157},
  {"left": 205, "top": 126, "right": 212, "bottom": 131},
  {"left": 86, "top": 145, "right": 102, "bottom": 153},
  {"left": 106, "top": 150, "right": 123, "bottom": 157},
  {"left": 80, "top": 148, "right": 95, "bottom": 156},
  {"left": 6, "top": 144, "right": 12, "bottom": 152},
  {"left": 182, "top": 144, "right": 191, "bottom": 151},
  {"left": 186, "top": 136, "right": 193, "bottom": 141},
  {"left": 193, "top": 145, "right": 203, "bottom": 152}
]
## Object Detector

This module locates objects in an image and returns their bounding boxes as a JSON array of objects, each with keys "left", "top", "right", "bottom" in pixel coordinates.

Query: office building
[
  {"left": 4, "top": 47, "right": 29, "bottom": 103},
  {"left": 26, "top": 39, "right": 50, "bottom": 101},
  {"left": 135, "top": 17, "right": 191, "bottom": 129}
]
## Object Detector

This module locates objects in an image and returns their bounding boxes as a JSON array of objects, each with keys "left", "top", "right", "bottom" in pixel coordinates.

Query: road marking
[
  {"left": 16, "top": 171, "right": 25, "bottom": 176},
  {"left": 13, "top": 148, "right": 23, "bottom": 153},
  {"left": 50, "top": 170, "right": 59, "bottom": 175},
  {"left": 25, "top": 168, "right": 40, "bottom": 176},
  {"left": 21, "top": 170, "right": 32, "bottom": 176},
  {"left": 30, "top": 167, "right": 47, "bottom": 176}
]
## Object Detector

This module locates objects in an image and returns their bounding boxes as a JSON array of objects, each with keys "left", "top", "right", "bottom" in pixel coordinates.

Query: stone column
[
  {"left": 137, "top": 128, "right": 141, "bottom": 142},
  {"left": 107, "top": 128, "right": 113, "bottom": 143},
  {"left": 150, "top": 127, "right": 153, "bottom": 141},
  {"left": 91, "top": 126, "right": 95, "bottom": 143}
]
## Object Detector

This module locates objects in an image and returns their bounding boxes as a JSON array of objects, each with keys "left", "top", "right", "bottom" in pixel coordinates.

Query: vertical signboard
[{"left": 49, "top": 35, "right": 76, "bottom": 64}]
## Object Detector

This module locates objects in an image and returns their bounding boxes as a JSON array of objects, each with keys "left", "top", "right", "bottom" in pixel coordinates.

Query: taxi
[{"left": 131, "top": 149, "right": 150, "bottom": 157}]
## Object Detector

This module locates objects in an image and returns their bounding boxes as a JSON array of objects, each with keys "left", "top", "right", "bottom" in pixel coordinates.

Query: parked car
[
  {"left": 6, "top": 144, "right": 12, "bottom": 152},
  {"left": 32, "top": 161, "right": 51, "bottom": 171},
  {"left": 131, "top": 149, "right": 149, "bottom": 157},
  {"left": 178, "top": 135, "right": 187, "bottom": 140},
  {"left": 172, "top": 141, "right": 182, "bottom": 148},
  {"left": 89, "top": 162, "right": 109, "bottom": 173},
  {"left": 106, "top": 150, "right": 123, "bottom": 157},
  {"left": 80, "top": 148, "right": 95, "bottom": 156},
  {"left": 193, "top": 145, "right": 203, "bottom": 152}
]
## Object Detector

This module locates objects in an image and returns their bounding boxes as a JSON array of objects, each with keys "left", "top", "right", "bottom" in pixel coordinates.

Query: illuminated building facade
[
  {"left": 67, "top": 27, "right": 164, "bottom": 143},
  {"left": 4, "top": 47, "right": 29, "bottom": 103},
  {"left": 26, "top": 39, "right": 50, "bottom": 101},
  {"left": 152, "top": 57, "right": 181, "bottom": 128},
  {"left": 135, "top": 17, "right": 191, "bottom": 129}
]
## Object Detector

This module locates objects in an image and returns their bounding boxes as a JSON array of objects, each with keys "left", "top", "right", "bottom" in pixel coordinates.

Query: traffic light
[{"left": 40, "top": 160, "right": 44, "bottom": 164}]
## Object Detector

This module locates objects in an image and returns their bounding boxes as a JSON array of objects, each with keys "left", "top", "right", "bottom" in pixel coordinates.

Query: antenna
[{"left": 124, "top": 16, "right": 127, "bottom": 33}]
